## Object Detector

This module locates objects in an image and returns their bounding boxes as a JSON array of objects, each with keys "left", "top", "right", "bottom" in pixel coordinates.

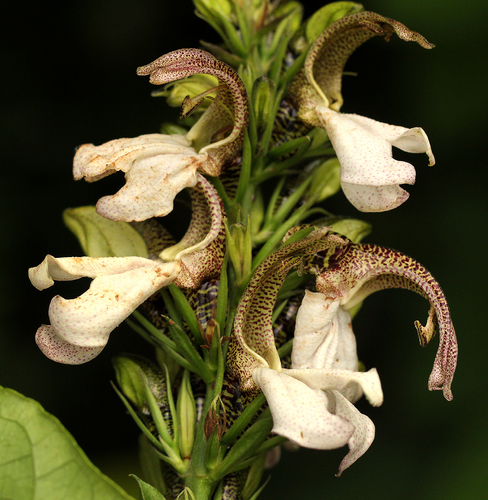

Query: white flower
[
  {"left": 252, "top": 290, "right": 383, "bottom": 475},
  {"left": 289, "top": 11, "right": 437, "bottom": 212},
  {"left": 72, "top": 48, "right": 249, "bottom": 223},
  {"left": 316, "top": 106, "right": 435, "bottom": 212}
]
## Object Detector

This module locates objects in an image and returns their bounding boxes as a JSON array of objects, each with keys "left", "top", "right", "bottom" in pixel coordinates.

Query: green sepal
[
  {"left": 251, "top": 77, "right": 275, "bottom": 136},
  {"left": 141, "top": 374, "right": 175, "bottom": 453},
  {"left": 225, "top": 220, "right": 252, "bottom": 288},
  {"left": 240, "top": 451, "right": 266, "bottom": 500},
  {"left": 165, "top": 319, "right": 215, "bottom": 384},
  {"left": 111, "top": 382, "right": 168, "bottom": 456},
  {"left": 128, "top": 312, "right": 196, "bottom": 375},
  {"left": 307, "top": 157, "right": 341, "bottom": 202},
  {"left": 63, "top": 206, "right": 148, "bottom": 258},
  {"left": 138, "top": 435, "right": 170, "bottom": 498},
  {"left": 204, "top": 425, "right": 223, "bottom": 471},
  {"left": 168, "top": 284, "right": 205, "bottom": 346},
  {"left": 266, "top": 135, "right": 311, "bottom": 159},
  {"left": 246, "top": 476, "right": 271, "bottom": 500},
  {"left": 130, "top": 475, "right": 168, "bottom": 500},
  {"left": 112, "top": 354, "right": 168, "bottom": 414},
  {"left": 215, "top": 253, "right": 228, "bottom": 333}
]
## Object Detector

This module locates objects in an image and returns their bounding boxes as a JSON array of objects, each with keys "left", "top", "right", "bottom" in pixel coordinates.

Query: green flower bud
[
  {"left": 177, "top": 370, "right": 197, "bottom": 460},
  {"left": 63, "top": 206, "right": 148, "bottom": 258},
  {"left": 112, "top": 354, "right": 167, "bottom": 413},
  {"left": 250, "top": 191, "right": 265, "bottom": 236},
  {"left": 252, "top": 77, "right": 275, "bottom": 134},
  {"left": 308, "top": 157, "right": 341, "bottom": 202},
  {"left": 273, "top": 1, "right": 303, "bottom": 34},
  {"left": 225, "top": 221, "right": 252, "bottom": 287},
  {"left": 305, "top": 2, "right": 364, "bottom": 43},
  {"left": 330, "top": 217, "right": 372, "bottom": 243},
  {"left": 193, "top": 0, "right": 232, "bottom": 21},
  {"left": 176, "top": 488, "right": 196, "bottom": 500}
]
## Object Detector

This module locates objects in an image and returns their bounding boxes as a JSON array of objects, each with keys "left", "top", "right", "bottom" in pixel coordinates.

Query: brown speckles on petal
[
  {"left": 316, "top": 242, "right": 457, "bottom": 401},
  {"left": 137, "top": 49, "right": 248, "bottom": 175}
]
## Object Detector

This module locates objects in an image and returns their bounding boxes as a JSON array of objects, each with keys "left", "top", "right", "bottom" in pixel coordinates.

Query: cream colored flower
[
  {"left": 253, "top": 291, "right": 382, "bottom": 475},
  {"left": 30, "top": 255, "right": 180, "bottom": 364},
  {"left": 289, "top": 11, "right": 436, "bottom": 212},
  {"left": 73, "top": 48, "right": 248, "bottom": 223},
  {"left": 29, "top": 175, "right": 225, "bottom": 364}
]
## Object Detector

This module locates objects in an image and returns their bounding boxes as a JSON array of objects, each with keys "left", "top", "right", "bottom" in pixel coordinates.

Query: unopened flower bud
[
  {"left": 308, "top": 157, "right": 341, "bottom": 202},
  {"left": 112, "top": 354, "right": 167, "bottom": 413},
  {"left": 63, "top": 206, "right": 148, "bottom": 258},
  {"left": 177, "top": 370, "right": 197, "bottom": 460},
  {"left": 252, "top": 77, "right": 275, "bottom": 133},
  {"left": 226, "top": 222, "right": 252, "bottom": 287},
  {"left": 193, "top": 0, "right": 232, "bottom": 20}
]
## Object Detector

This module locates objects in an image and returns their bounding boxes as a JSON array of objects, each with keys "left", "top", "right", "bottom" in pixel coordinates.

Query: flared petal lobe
[
  {"left": 317, "top": 106, "right": 434, "bottom": 212},
  {"left": 74, "top": 134, "right": 206, "bottom": 222},
  {"left": 29, "top": 255, "right": 180, "bottom": 363},
  {"left": 248, "top": 289, "right": 382, "bottom": 474},
  {"left": 253, "top": 367, "right": 354, "bottom": 449}
]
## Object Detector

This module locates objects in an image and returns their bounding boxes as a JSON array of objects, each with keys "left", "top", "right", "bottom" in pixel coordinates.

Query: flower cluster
[{"left": 29, "top": 3, "right": 457, "bottom": 498}]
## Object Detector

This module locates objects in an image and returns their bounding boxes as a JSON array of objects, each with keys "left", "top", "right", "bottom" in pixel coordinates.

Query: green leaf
[
  {"left": 0, "top": 386, "right": 136, "bottom": 500},
  {"left": 130, "top": 475, "right": 167, "bottom": 500}
]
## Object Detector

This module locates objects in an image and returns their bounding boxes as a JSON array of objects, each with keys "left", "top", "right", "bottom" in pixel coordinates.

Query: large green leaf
[{"left": 0, "top": 386, "right": 136, "bottom": 500}]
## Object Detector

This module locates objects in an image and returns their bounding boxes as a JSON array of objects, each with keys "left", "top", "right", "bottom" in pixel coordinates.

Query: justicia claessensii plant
[{"left": 28, "top": 2, "right": 458, "bottom": 499}]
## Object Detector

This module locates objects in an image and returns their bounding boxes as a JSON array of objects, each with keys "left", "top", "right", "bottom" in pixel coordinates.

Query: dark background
[{"left": 1, "top": 0, "right": 486, "bottom": 498}]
